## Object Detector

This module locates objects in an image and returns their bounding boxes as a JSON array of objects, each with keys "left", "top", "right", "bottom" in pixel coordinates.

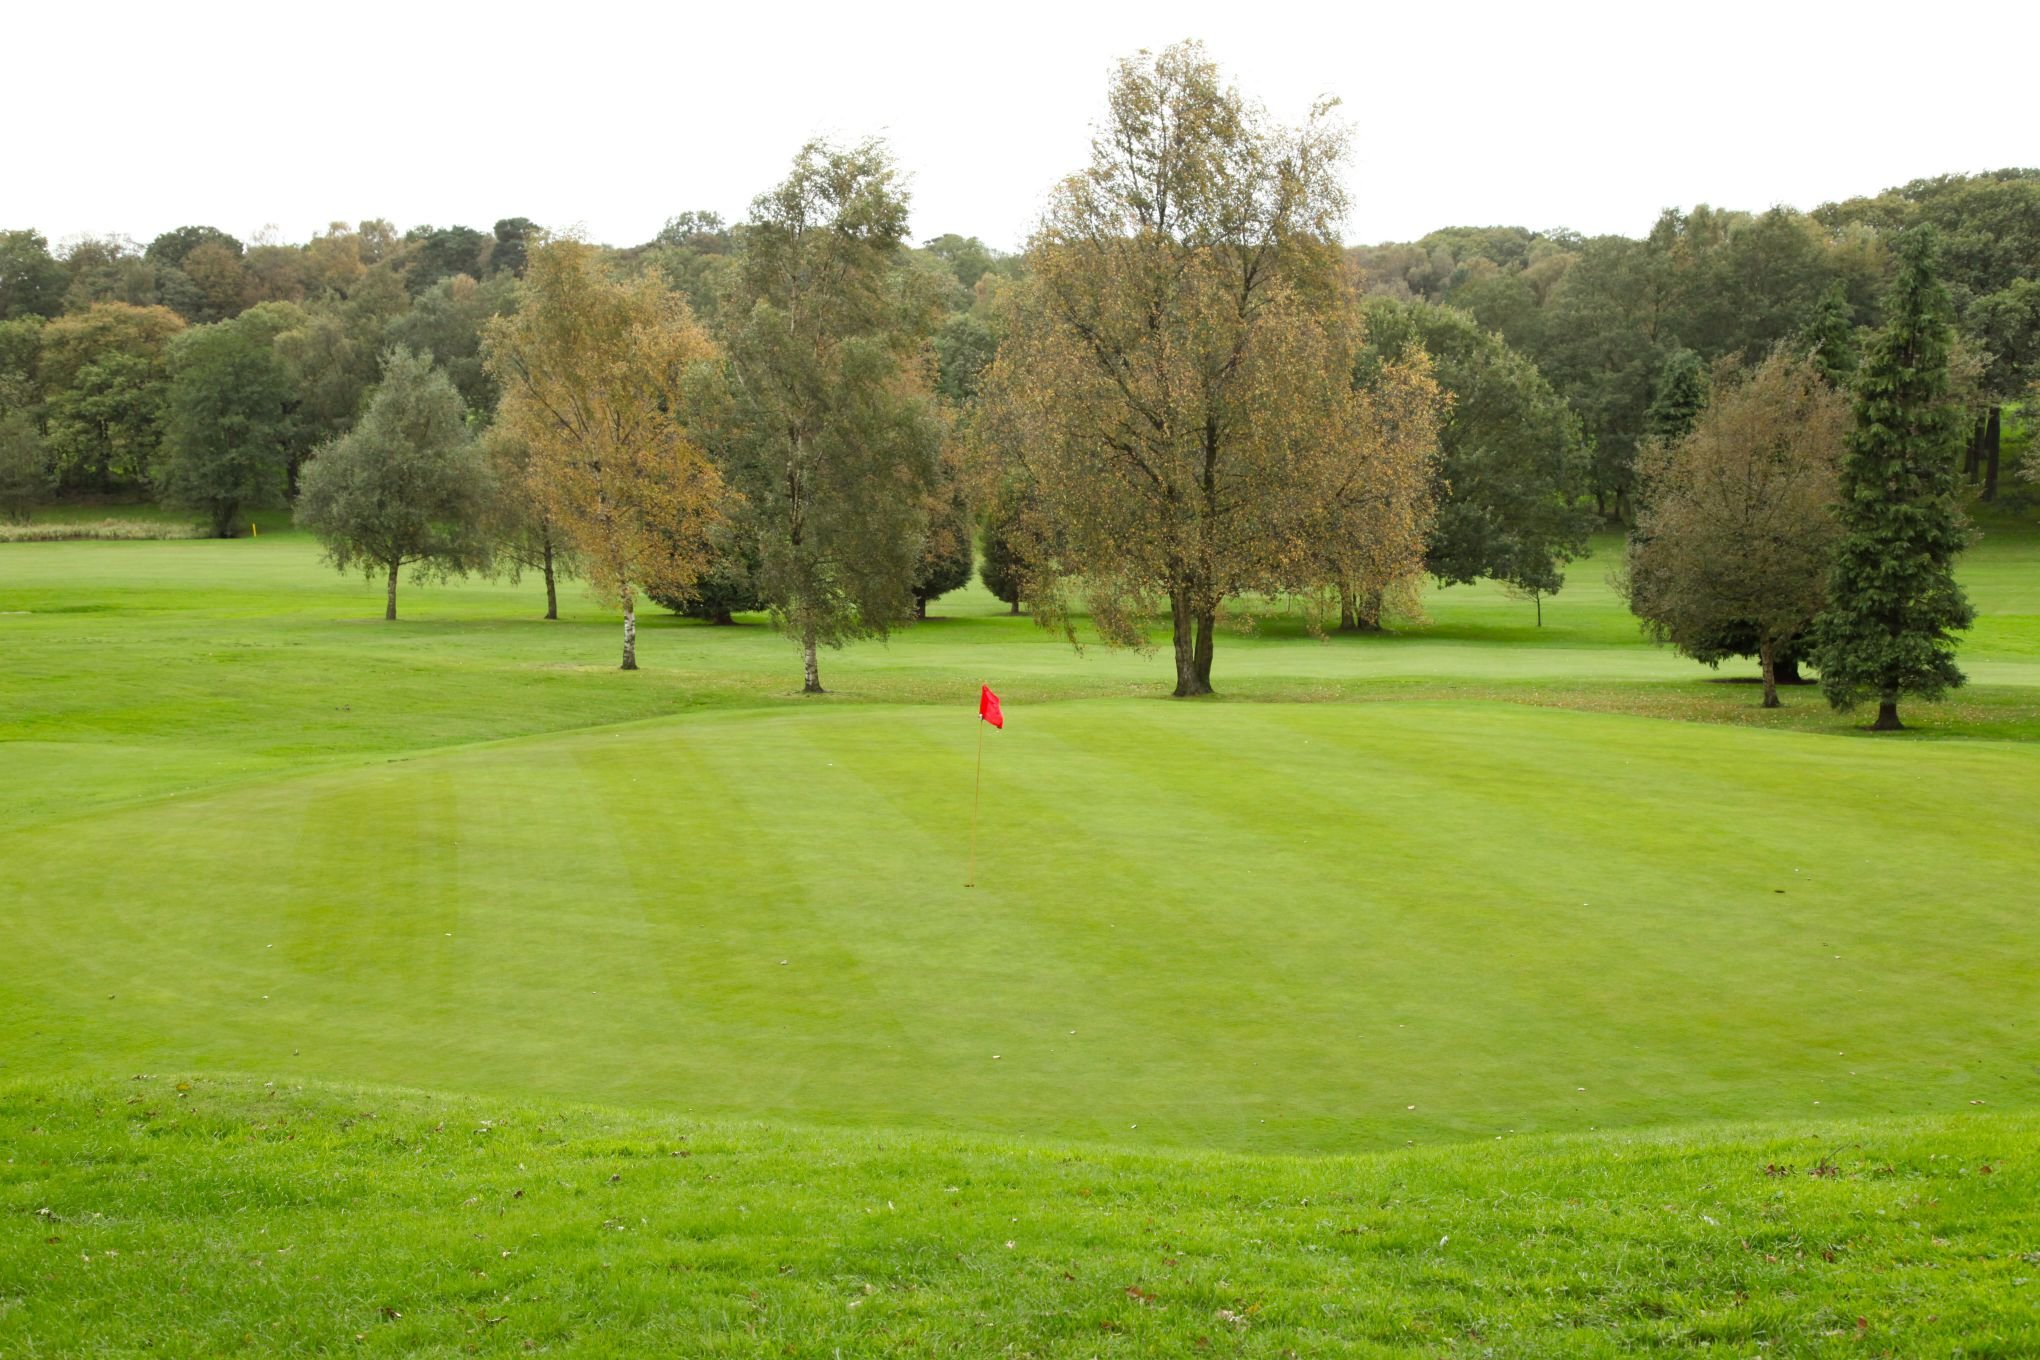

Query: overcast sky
[{"left": 11, "top": 0, "right": 2032, "bottom": 255}]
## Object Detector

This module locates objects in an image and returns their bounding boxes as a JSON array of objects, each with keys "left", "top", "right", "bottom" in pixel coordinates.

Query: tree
[
  {"left": 1645, "top": 347, "right": 1710, "bottom": 445},
  {"left": 913, "top": 463, "right": 974, "bottom": 617},
  {"left": 0, "top": 408, "right": 50, "bottom": 521},
  {"left": 975, "top": 42, "right": 1433, "bottom": 695},
  {"left": 242, "top": 243, "right": 308, "bottom": 305},
  {"left": 1808, "top": 229, "right": 1975, "bottom": 730},
  {"left": 295, "top": 348, "right": 493, "bottom": 619},
  {"left": 1964, "top": 277, "right": 2040, "bottom": 497},
  {"left": 977, "top": 484, "right": 1030, "bottom": 614},
  {"left": 1526, "top": 232, "right": 1670, "bottom": 521},
  {"left": 719, "top": 139, "right": 942, "bottom": 693},
  {"left": 38, "top": 302, "right": 186, "bottom": 490},
  {"left": 479, "top": 425, "right": 578, "bottom": 620},
  {"left": 1904, "top": 172, "right": 2040, "bottom": 500},
  {"left": 1623, "top": 351, "right": 1849, "bottom": 706},
  {"left": 404, "top": 225, "right": 490, "bottom": 293},
  {"left": 179, "top": 239, "right": 249, "bottom": 322},
  {"left": 0, "top": 316, "right": 40, "bottom": 414},
  {"left": 933, "top": 310, "right": 998, "bottom": 402},
  {"left": 0, "top": 230, "right": 69, "bottom": 319},
  {"left": 1801, "top": 280, "right": 1859, "bottom": 388},
  {"left": 486, "top": 237, "right": 726, "bottom": 670},
  {"left": 385, "top": 271, "right": 521, "bottom": 414},
  {"left": 302, "top": 220, "right": 397, "bottom": 297},
  {"left": 920, "top": 233, "right": 1001, "bottom": 291},
  {"left": 656, "top": 211, "right": 728, "bottom": 249},
  {"left": 1317, "top": 353, "right": 1448, "bottom": 632},
  {"left": 59, "top": 237, "right": 158, "bottom": 311},
  {"left": 1356, "top": 297, "right": 1594, "bottom": 599},
  {"left": 144, "top": 225, "right": 243, "bottom": 271},
  {"left": 273, "top": 267, "right": 411, "bottom": 465},
  {"left": 2022, "top": 381, "right": 2040, "bottom": 496},
  {"left": 155, "top": 321, "right": 294, "bottom": 536},
  {"left": 489, "top": 218, "right": 537, "bottom": 278},
  {"left": 648, "top": 519, "right": 763, "bottom": 624},
  {"left": 1818, "top": 171, "right": 2040, "bottom": 501}
]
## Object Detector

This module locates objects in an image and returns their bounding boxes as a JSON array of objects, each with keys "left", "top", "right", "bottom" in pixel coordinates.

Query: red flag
[{"left": 978, "top": 684, "right": 1004, "bottom": 729}]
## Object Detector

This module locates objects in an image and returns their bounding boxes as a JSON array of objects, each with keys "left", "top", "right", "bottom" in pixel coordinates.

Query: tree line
[
  {"left": 1351, "top": 171, "right": 2040, "bottom": 516},
  {"left": 0, "top": 41, "right": 2031, "bottom": 713}
]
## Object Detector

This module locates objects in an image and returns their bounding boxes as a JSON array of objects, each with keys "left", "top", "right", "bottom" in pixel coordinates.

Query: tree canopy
[
  {"left": 294, "top": 348, "right": 494, "bottom": 618},
  {"left": 717, "top": 139, "right": 942, "bottom": 693},
  {"left": 1355, "top": 297, "right": 1593, "bottom": 598},
  {"left": 978, "top": 41, "right": 1440, "bottom": 695},
  {"left": 154, "top": 317, "right": 294, "bottom": 536},
  {"left": 486, "top": 237, "right": 727, "bottom": 670},
  {"left": 1624, "top": 351, "right": 1849, "bottom": 707}
]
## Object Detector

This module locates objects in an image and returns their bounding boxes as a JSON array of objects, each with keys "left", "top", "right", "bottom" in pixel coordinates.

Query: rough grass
[
  {"left": 4, "top": 1077, "right": 2035, "bottom": 1358},
  {"left": 0, "top": 517, "right": 202, "bottom": 542}
]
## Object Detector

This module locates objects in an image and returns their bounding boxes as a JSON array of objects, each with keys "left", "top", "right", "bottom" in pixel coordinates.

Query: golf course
[{"left": 5, "top": 520, "right": 2038, "bottom": 1355}]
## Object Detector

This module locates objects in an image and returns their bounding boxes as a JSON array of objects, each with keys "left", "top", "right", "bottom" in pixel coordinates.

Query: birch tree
[
  {"left": 719, "top": 140, "right": 943, "bottom": 693},
  {"left": 485, "top": 237, "right": 725, "bottom": 669}
]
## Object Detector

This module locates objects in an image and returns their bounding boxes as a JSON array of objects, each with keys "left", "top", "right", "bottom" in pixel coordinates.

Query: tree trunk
[
  {"left": 914, "top": 594, "right": 928, "bottom": 620},
  {"left": 1008, "top": 600, "right": 1020, "bottom": 616},
  {"left": 385, "top": 560, "right": 399, "bottom": 621},
  {"left": 1775, "top": 652, "right": 1803, "bottom": 685},
  {"left": 1169, "top": 591, "right": 1213, "bottom": 697},
  {"left": 1192, "top": 607, "right": 1216, "bottom": 692},
  {"left": 214, "top": 505, "right": 240, "bottom": 539},
  {"left": 1534, "top": 593, "right": 1543, "bottom": 628},
  {"left": 710, "top": 610, "right": 735, "bottom": 626},
  {"left": 620, "top": 589, "right": 637, "bottom": 670},
  {"left": 1338, "top": 585, "right": 1358, "bottom": 632},
  {"left": 1758, "top": 637, "right": 1780, "bottom": 708},
  {"left": 1871, "top": 690, "right": 1903, "bottom": 731},
  {"left": 542, "top": 542, "right": 558, "bottom": 621},
  {"left": 801, "top": 621, "right": 824, "bottom": 694},
  {"left": 1981, "top": 405, "right": 2002, "bottom": 502}
]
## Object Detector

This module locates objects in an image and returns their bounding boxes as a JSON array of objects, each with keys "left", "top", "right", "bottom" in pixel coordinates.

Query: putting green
[{"left": 7, "top": 697, "right": 2035, "bottom": 1153}]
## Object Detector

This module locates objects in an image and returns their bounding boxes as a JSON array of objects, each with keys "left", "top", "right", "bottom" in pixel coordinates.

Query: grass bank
[{"left": 4, "top": 1077, "right": 2034, "bottom": 1357}]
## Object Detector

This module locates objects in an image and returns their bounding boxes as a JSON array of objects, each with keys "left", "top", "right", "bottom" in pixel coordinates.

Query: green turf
[
  {"left": 4, "top": 526, "right": 2038, "bottom": 1155},
  {"left": 3, "top": 519, "right": 2037, "bottom": 1352},
  {"left": 4, "top": 1076, "right": 2035, "bottom": 1358},
  {"left": 5, "top": 698, "right": 2039, "bottom": 1154}
]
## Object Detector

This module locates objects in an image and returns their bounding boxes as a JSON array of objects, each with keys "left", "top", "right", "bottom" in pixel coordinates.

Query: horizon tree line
[{"left": 1, "top": 44, "right": 2027, "bottom": 716}]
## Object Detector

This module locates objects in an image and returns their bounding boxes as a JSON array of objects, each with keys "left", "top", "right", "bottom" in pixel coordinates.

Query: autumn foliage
[
  {"left": 486, "top": 237, "right": 727, "bottom": 669},
  {"left": 976, "top": 42, "right": 1443, "bottom": 696}
]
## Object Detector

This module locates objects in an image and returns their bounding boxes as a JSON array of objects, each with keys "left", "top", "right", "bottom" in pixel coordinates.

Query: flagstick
[{"left": 967, "top": 707, "right": 986, "bottom": 888}]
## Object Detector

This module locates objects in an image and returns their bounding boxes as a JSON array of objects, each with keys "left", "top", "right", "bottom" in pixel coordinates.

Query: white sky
[{"left": 9, "top": 0, "right": 2033, "bottom": 255}]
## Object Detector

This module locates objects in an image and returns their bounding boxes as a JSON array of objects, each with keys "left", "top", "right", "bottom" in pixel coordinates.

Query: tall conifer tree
[
  {"left": 1645, "top": 349, "right": 1711, "bottom": 446},
  {"left": 1808, "top": 228, "right": 1974, "bottom": 730}
]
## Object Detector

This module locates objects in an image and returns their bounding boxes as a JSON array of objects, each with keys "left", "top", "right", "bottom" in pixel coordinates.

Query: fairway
[{"left": 6, "top": 528, "right": 2039, "bottom": 1156}]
